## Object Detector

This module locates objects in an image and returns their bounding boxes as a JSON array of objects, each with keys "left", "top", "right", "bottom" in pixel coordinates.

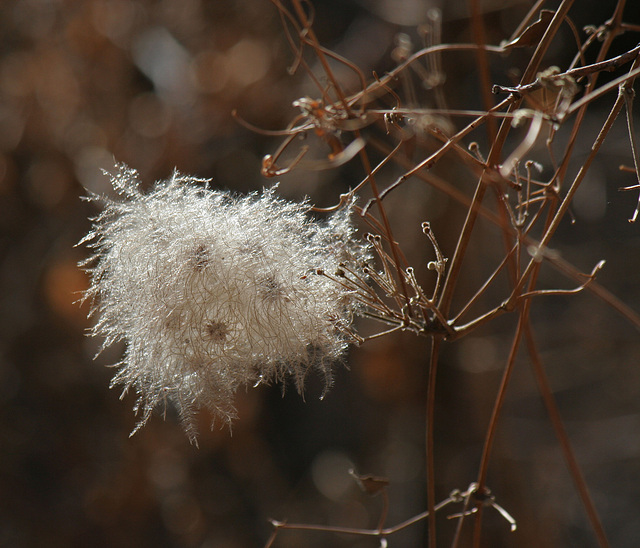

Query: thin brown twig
[
  {"left": 470, "top": 0, "right": 497, "bottom": 142},
  {"left": 492, "top": 42, "right": 640, "bottom": 99},
  {"left": 622, "top": 79, "right": 640, "bottom": 222},
  {"left": 524, "top": 320, "right": 611, "bottom": 548},
  {"left": 426, "top": 336, "right": 441, "bottom": 548},
  {"left": 472, "top": 305, "right": 526, "bottom": 547}
]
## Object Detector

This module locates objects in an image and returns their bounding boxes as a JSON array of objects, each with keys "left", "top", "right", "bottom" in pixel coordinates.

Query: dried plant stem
[
  {"left": 523, "top": 319, "right": 611, "bottom": 548},
  {"left": 353, "top": 43, "right": 505, "bottom": 105},
  {"left": 471, "top": 305, "right": 526, "bottom": 548},
  {"left": 372, "top": 139, "right": 640, "bottom": 331},
  {"left": 565, "top": 64, "right": 640, "bottom": 119},
  {"left": 426, "top": 336, "right": 442, "bottom": 547},
  {"left": 622, "top": 73, "right": 640, "bottom": 222},
  {"left": 494, "top": 43, "right": 640, "bottom": 98},
  {"left": 359, "top": 147, "right": 414, "bottom": 313},
  {"left": 265, "top": 492, "right": 463, "bottom": 546},
  {"left": 470, "top": 0, "right": 497, "bottom": 142},
  {"left": 289, "top": 0, "right": 351, "bottom": 111}
]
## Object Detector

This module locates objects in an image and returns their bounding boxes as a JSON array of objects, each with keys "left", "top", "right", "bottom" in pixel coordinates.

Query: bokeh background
[{"left": 2, "top": 0, "right": 640, "bottom": 547}]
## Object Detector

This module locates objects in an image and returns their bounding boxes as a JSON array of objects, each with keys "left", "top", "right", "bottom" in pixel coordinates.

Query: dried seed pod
[{"left": 80, "top": 164, "right": 367, "bottom": 442}]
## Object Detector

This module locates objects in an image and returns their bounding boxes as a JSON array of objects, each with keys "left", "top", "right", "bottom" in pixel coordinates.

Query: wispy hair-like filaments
[{"left": 80, "top": 164, "right": 366, "bottom": 441}]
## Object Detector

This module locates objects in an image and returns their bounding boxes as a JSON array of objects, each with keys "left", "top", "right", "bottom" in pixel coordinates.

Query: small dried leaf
[
  {"left": 503, "top": 10, "right": 555, "bottom": 50},
  {"left": 349, "top": 469, "right": 389, "bottom": 495}
]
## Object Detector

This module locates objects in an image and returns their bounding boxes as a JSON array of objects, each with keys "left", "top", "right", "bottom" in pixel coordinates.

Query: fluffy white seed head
[{"left": 80, "top": 164, "right": 365, "bottom": 441}]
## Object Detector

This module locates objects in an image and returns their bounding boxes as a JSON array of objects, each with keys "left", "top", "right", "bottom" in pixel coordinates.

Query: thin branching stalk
[{"left": 79, "top": 1, "right": 640, "bottom": 545}]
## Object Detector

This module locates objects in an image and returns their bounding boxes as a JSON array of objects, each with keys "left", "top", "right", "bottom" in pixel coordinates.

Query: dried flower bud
[{"left": 80, "top": 164, "right": 365, "bottom": 442}]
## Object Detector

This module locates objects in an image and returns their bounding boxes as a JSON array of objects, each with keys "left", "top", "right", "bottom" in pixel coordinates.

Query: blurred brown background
[{"left": 2, "top": 0, "right": 640, "bottom": 547}]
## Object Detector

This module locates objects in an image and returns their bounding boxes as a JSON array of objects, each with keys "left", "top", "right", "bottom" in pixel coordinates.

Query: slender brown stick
[
  {"left": 471, "top": 307, "right": 526, "bottom": 548},
  {"left": 426, "top": 336, "right": 442, "bottom": 547},
  {"left": 470, "top": 0, "right": 497, "bottom": 142},
  {"left": 523, "top": 319, "right": 611, "bottom": 548}
]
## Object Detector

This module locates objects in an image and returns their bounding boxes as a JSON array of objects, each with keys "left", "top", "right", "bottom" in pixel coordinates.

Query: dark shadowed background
[{"left": 1, "top": 1, "right": 640, "bottom": 547}]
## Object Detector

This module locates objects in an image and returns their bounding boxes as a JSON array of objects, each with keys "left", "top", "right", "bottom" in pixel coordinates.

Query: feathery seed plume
[{"left": 80, "top": 164, "right": 365, "bottom": 441}]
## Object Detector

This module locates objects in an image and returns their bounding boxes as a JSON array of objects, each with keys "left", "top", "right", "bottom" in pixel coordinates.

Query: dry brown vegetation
[{"left": 2, "top": 1, "right": 640, "bottom": 547}]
